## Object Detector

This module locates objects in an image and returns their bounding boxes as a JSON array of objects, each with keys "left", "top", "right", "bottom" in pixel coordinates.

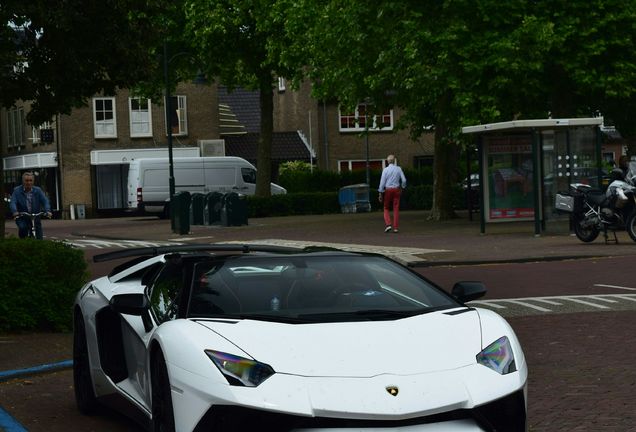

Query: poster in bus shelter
[{"left": 486, "top": 136, "right": 534, "bottom": 220}]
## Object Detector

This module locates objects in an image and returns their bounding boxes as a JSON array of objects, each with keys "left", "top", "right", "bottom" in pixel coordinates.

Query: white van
[{"left": 127, "top": 156, "right": 286, "bottom": 217}]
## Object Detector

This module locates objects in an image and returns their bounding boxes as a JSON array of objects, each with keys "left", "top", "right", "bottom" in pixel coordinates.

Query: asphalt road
[
  {"left": 2, "top": 256, "right": 636, "bottom": 431},
  {"left": 2, "top": 213, "right": 636, "bottom": 431}
]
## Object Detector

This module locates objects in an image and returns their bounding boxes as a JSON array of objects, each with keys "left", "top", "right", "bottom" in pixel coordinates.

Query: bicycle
[{"left": 16, "top": 211, "right": 50, "bottom": 239}]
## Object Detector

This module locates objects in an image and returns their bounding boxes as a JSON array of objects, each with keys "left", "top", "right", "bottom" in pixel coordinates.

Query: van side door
[{"left": 204, "top": 162, "right": 240, "bottom": 193}]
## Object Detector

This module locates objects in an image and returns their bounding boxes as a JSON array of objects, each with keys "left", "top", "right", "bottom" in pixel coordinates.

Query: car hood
[{"left": 196, "top": 309, "right": 482, "bottom": 377}]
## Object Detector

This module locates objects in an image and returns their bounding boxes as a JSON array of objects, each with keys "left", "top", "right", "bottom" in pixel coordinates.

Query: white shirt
[{"left": 378, "top": 164, "right": 406, "bottom": 192}]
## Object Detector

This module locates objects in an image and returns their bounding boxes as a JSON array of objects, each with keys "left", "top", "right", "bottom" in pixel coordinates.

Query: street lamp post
[
  {"left": 163, "top": 43, "right": 206, "bottom": 232},
  {"left": 163, "top": 43, "right": 176, "bottom": 215}
]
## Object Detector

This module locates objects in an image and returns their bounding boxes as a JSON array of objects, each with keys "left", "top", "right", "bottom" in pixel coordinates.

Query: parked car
[{"left": 74, "top": 244, "right": 528, "bottom": 432}]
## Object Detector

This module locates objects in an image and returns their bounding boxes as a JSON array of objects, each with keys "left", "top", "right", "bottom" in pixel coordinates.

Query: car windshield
[{"left": 187, "top": 254, "right": 459, "bottom": 323}]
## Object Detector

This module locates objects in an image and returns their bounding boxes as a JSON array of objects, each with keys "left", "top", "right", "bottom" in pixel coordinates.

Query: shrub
[
  {"left": 0, "top": 238, "right": 90, "bottom": 332},
  {"left": 248, "top": 192, "right": 340, "bottom": 217}
]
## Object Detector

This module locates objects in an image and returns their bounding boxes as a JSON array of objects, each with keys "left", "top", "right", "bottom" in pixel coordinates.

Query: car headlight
[
  {"left": 205, "top": 350, "right": 275, "bottom": 387},
  {"left": 476, "top": 336, "right": 517, "bottom": 375}
]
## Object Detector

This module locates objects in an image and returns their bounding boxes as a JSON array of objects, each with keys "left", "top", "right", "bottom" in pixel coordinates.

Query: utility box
[
  {"left": 190, "top": 193, "right": 206, "bottom": 225},
  {"left": 220, "top": 192, "right": 248, "bottom": 226},
  {"left": 338, "top": 184, "right": 371, "bottom": 213},
  {"left": 171, "top": 191, "right": 191, "bottom": 235},
  {"left": 75, "top": 204, "right": 86, "bottom": 219}
]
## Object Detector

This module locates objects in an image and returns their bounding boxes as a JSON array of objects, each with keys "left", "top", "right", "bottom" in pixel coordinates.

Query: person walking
[
  {"left": 10, "top": 172, "right": 52, "bottom": 239},
  {"left": 378, "top": 154, "right": 406, "bottom": 233}
]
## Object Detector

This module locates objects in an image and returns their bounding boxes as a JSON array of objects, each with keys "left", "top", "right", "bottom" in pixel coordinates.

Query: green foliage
[
  {"left": 1, "top": 1, "right": 170, "bottom": 124},
  {"left": 247, "top": 182, "right": 467, "bottom": 217},
  {"left": 279, "top": 160, "right": 313, "bottom": 175},
  {"left": 279, "top": 167, "right": 433, "bottom": 193},
  {"left": 0, "top": 239, "right": 89, "bottom": 332}
]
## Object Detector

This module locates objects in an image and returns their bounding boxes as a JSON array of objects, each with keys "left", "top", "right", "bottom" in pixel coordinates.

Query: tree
[
  {"left": 0, "top": 1, "right": 173, "bottom": 236},
  {"left": 183, "top": 0, "right": 307, "bottom": 197},
  {"left": 295, "top": 0, "right": 636, "bottom": 219}
]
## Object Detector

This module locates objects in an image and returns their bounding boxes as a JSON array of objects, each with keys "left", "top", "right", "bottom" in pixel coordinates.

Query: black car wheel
[
  {"left": 73, "top": 311, "right": 99, "bottom": 415},
  {"left": 151, "top": 350, "right": 176, "bottom": 432}
]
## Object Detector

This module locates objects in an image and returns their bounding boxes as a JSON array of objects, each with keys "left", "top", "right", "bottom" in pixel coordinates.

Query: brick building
[
  {"left": 2, "top": 84, "right": 218, "bottom": 218},
  {"left": 273, "top": 80, "right": 435, "bottom": 172},
  {"left": 2, "top": 80, "right": 434, "bottom": 219}
]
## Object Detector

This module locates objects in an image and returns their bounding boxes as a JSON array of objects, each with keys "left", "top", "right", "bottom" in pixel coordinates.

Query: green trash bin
[
  {"left": 205, "top": 192, "right": 224, "bottom": 225},
  {"left": 190, "top": 193, "right": 206, "bottom": 225},
  {"left": 221, "top": 192, "right": 248, "bottom": 226},
  {"left": 171, "top": 191, "right": 191, "bottom": 234}
]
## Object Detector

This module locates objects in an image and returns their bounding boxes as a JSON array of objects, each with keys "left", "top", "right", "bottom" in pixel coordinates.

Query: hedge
[
  {"left": 0, "top": 238, "right": 90, "bottom": 332},
  {"left": 247, "top": 184, "right": 467, "bottom": 217}
]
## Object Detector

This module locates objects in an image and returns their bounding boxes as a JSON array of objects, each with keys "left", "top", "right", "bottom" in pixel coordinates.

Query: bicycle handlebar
[{"left": 16, "top": 211, "right": 51, "bottom": 219}]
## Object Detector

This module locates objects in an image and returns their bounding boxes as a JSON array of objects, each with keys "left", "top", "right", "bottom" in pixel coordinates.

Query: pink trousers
[{"left": 383, "top": 188, "right": 402, "bottom": 228}]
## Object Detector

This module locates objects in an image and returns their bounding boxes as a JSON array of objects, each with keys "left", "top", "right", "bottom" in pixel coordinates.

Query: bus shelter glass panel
[
  {"left": 484, "top": 135, "right": 534, "bottom": 221},
  {"left": 542, "top": 127, "right": 598, "bottom": 218}
]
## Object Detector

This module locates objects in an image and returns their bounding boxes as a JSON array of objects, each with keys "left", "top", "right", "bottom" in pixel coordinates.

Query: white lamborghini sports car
[{"left": 73, "top": 245, "right": 528, "bottom": 432}]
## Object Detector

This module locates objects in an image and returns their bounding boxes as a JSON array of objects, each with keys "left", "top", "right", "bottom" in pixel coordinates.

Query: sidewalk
[{"left": 61, "top": 209, "right": 636, "bottom": 266}]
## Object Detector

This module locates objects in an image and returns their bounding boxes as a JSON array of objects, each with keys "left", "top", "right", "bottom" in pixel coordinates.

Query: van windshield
[{"left": 241, "top": 168, "right": 256, "bottom": 184}]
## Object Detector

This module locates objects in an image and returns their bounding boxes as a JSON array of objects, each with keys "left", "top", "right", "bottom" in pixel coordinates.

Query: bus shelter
[{"left": 462, "top": 118, "right": 604, "bottom": 235}]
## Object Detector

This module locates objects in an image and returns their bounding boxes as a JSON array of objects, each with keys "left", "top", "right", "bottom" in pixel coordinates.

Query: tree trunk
[
  {"left": 256, "top": 75, "right": 273, "bottom": 197},
  {"left": 429, "top": 123, "right": 459, "bottom": 221}
]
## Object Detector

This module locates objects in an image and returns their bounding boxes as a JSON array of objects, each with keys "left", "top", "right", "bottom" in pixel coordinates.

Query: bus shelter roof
[{"left": 462, "top": 117, "right": 603, "bottom": 135}]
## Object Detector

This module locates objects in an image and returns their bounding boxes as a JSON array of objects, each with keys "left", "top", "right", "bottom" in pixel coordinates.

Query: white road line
[
  {"left": 533, "top": 298, "right": 563, "bottom": 305},
  {"left": 467, "top": 301, "right": 507, "bottom": 309},
  {"left": 617, "top": 295, "right": 636, "bottom": 302},
  {"left": 592, "top": 296, "right": 619, "bottom": 303},
  {"left": 498, "top": 300, "right": 553, "bottom": 312},
  {"left": 594, "top": 284, "right": 636, "bottom": 291},
  {"left": 561, "top": 298, "right": 609, "bottom": 309}
]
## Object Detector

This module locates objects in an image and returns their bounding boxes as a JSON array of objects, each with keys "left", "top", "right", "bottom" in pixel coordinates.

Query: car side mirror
[
  {"left": 110, "top": 293, "right": 150, "bottom": 316},
  {"left": 451, "top": 281, "right": 487, "bottom": 303}
]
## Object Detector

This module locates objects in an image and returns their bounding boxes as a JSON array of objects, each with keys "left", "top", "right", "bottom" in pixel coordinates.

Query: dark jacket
[{"left": 10, "top": 185, "right": 51, "bottom": 215}]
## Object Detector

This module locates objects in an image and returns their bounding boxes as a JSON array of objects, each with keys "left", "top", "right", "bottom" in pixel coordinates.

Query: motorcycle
[{"left": 557, "top": 176, "right": 636, "bottom": 243}]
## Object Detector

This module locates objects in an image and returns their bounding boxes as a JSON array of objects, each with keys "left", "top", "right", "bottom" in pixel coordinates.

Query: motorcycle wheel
[
  {"left": 573, "top": 215, "right": 600, "bottom": 243},
  {"left": 626, "top": 212, "right": 636, "bottom": 242}
]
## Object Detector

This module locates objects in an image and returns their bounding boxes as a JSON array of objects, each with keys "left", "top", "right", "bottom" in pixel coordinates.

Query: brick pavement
[{"left": 3, "top": 210, "right": 636, "bottom": 430}]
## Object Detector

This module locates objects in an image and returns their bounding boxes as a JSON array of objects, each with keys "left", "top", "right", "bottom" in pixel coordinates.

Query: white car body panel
[{"left": 195, "top": 311, "right": 482, "bottom": 376}]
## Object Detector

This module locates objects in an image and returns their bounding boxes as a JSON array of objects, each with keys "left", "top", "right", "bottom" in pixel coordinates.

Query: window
[
  {"left": 7, "top": 108, "right": 25, "bottom": 148},
  {"left": 278, "top": 77, "right": 286, "bottom": 92},
  {"left": 166, "top": 95, "right": 187, "bottom": 136},
  {"left": 150, "top": 263, "right": 185, "bottom": 323},
  {"left": 129, "top": 97, "right": 153, "bottom": 137},
  {"left": 338, "top": 159, "right": 384, "bottom": 173},
  {"left": 339, "top": 104, "right": 394, "bottom": 132},
  {"left": 30, "top": 122, "right": 54, "bottom": 145},
  {"left": 93, "top": 97, "right": 117, "bottom": 138}
]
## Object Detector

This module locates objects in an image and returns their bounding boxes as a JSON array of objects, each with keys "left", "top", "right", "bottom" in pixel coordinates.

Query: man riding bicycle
[{"left": 10, "top": 172, "right": 52, "bottom": 239}]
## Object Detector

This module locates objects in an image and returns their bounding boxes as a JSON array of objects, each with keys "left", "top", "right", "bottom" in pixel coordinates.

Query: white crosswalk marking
[
  {"left": 469, "top": 293, "right": 636, "bottom": 316},
  {"left": 562, "top": 297, "right": 609, "bottom": 309},
  {"left": 499, "top": 300, "right": 553, "bottom": 312},
  {"left": 594, "top": 284, "right": 636, "bottom": 291},
  {"left": 65, "top": 239, "right": 183, "bottom": 249}
]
